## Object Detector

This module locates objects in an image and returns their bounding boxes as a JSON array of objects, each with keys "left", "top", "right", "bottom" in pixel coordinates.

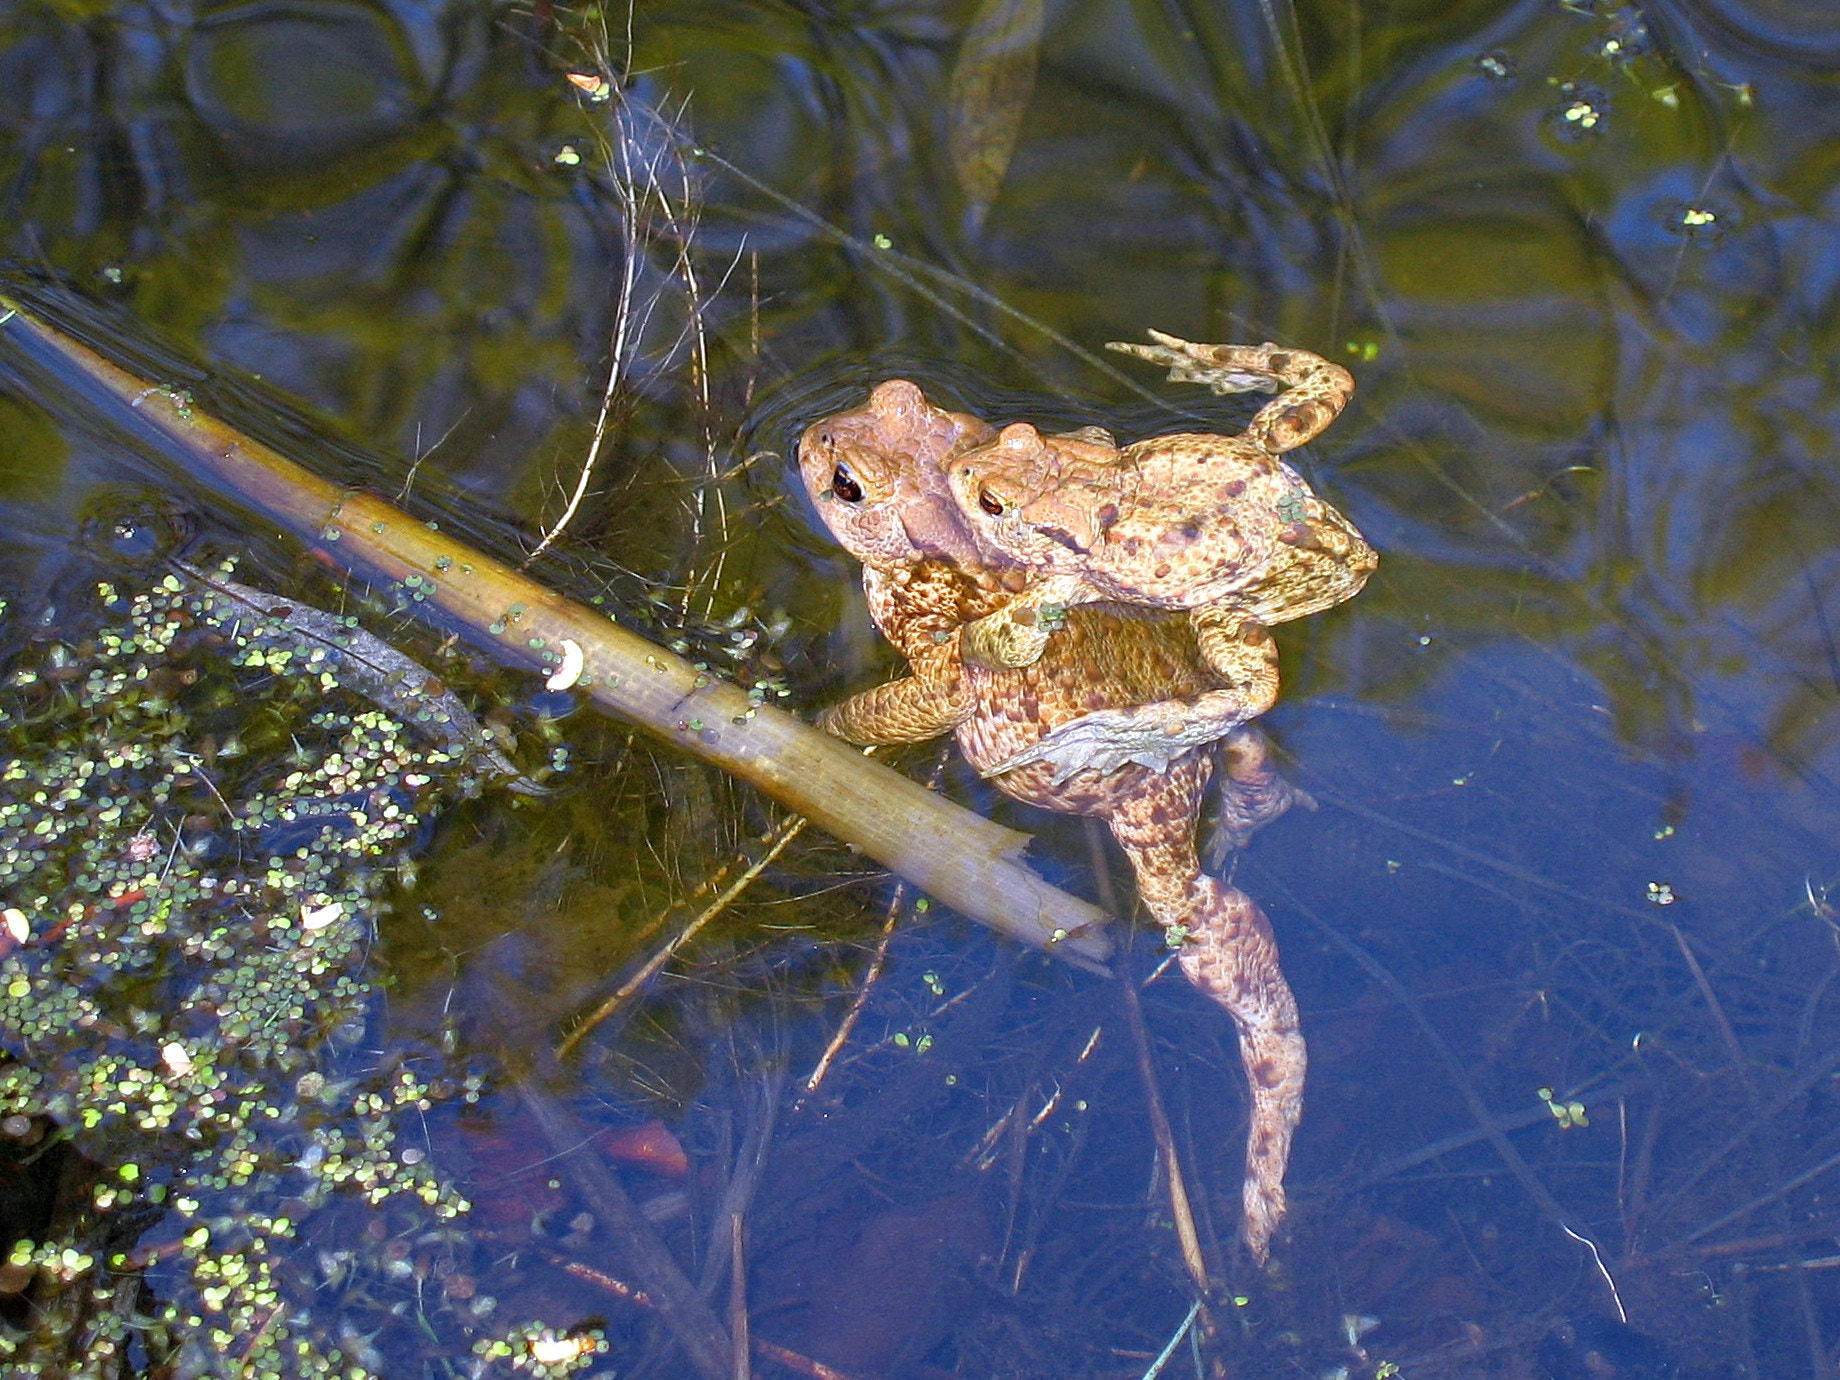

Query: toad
[
  {"left": 943, "top": 334, "right": 1376, "bottom": 781},
  {"left": 799, "top": 386, "right": 1308, "bottom": 1261}
]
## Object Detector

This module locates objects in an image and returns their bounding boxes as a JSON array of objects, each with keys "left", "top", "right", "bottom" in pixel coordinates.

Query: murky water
[{"left": 2, "top": 0, "right": 1838, "bottom": 1375}]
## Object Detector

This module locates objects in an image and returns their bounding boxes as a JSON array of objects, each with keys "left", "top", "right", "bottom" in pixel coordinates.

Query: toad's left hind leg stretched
[{"left": 1103, "top": 756, "right": 1306, "bottom": 1263}]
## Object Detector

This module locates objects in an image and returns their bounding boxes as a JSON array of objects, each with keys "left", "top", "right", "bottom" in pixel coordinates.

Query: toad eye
[
  {"left": 977, "top": 487, "right": 1006, "bottom": 517},
  {"left": 831, "top": 465, "right": 864, "bottom": 503}
]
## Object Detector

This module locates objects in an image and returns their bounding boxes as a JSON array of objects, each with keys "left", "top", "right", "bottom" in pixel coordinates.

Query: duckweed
[{"left": 0, "top": 567, "right": 562, "bottom": 1375}]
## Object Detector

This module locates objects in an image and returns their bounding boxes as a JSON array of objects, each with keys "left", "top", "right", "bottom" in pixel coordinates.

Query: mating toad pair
[{"left": 799, "top": 332, "right": 1375, "bottom": 1262}]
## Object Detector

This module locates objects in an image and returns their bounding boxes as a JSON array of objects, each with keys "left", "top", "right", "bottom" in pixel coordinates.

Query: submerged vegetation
[{"left": 0, "top": 565, "right": 603, "bottom": 1377}]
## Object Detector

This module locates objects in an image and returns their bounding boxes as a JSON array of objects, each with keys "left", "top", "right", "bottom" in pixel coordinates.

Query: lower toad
[{"left": 800, "top": 390, "right": 1312, "bottom": 1260}]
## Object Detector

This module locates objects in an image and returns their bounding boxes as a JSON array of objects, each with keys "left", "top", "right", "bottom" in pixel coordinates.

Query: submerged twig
[
  {"left": 557, "top": 815, "right": 808, "bottom": 1060},
  {"left": 1560, "top": 1222, "right": 1628, "bottom": 1324},
  {"left": 1083, "top": 819, "right": 1210, "bottom": 1295},
  {"left": 532, "top": 77, "right": 704, "bottom": 564},
  {"left": 748, "top": 1339, "right": 859, "bottom": 1380},
  {"left": 1677, "top": 1142, "right": 1840, "bottom": 1249},
  {"left": 513, "top": 1075, "right": 733, "bottom": 1380},
  {"left": 798, "top": 889, "right": 904, "bottom": 1103},
  {"left": 553, "top": 1253, "right": 858, "bottom": 1380},
  {"left": 1646, "top": 1039, "right": 1840, "bottom": 1240},
  {"left": 799, "top": 752, "right": 949, "bottom": 1102},
  {"left": 174, "top": 558, "right": 537, "bottom": 792},
  {"left": 697, "top": 1065, "right": 781, "bottom": 1314},
  {"left": 728, "top": 1211, "right": 751, "bottom": 1380},
  {"left": 1669, "top": 922, "right": 1748, "bottom": 1075},
  {"left": 1141, "top": 1299, "right": 1202, "bottom": 1380},
  {"left": 1116, "top": 955, "right": 1213, "bottom": 1298}
]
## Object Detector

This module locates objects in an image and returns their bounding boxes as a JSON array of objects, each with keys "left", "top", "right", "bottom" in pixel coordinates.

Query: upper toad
[{"left": 943, "top": 335, "right": 1376, "bottom": 780}]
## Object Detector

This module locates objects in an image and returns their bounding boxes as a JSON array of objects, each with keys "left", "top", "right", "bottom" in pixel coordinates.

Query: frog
[
  {"left": 798, "top": 388, "right": 1309, "bottom": 1261},
  {"left": 941, "top": 334, "right": 1376, "bottom": 782}
]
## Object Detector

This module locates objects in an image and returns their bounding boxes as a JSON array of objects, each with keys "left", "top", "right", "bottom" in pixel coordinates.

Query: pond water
[{"left": 2, "top": 0, "right": 1838, "bottom": 1376}]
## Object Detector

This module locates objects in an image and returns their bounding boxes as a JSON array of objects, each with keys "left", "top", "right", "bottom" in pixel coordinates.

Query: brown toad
[
  {"left": 944, "top": 335, "right": 1376, "bottom": 780},
  {"left": 798, "top": 378, "right": 997, "bottom": 577},
  {"left": 799, "top": 389, "right": 1308, "bottom": 1261}
]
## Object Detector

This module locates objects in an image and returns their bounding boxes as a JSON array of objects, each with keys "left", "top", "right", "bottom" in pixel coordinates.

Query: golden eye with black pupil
[
  {"left": 978, "top": 488, "right": 1005, "bottom": 516},
  {"left": 831, "top": 465, "right": 864, "bottom": 502}
]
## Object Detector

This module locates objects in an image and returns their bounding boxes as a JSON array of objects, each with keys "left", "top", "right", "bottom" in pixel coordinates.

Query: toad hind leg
[
  {"left": 1204, "top": 726, "right": 1314, "bottom": 869},
  {"left": 1105, "top": 333, "right": 1354, "bottom": 455},
  {"left": 1178, "top": 878, "right": 1305, "bottom": 1263},
  {"left": 1107, "top": 774, "right": 1306, "bottom": 1263},
  {"left": 982, "top": 605, "right": 1279, "bottom": 782}
]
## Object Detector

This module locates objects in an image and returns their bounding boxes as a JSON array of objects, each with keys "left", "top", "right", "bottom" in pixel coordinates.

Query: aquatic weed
[{"left": 0, "top": 569, "right": 566, "bottom": 1375}]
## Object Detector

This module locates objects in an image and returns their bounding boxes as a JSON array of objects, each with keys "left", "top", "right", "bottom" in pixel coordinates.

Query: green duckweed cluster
[{"left": 0, "top": 569, "right": 599, "bottom": 1378}]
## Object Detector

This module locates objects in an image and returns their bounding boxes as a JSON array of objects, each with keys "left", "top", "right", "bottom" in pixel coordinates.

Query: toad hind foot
[
  {"left": 1105, "top": 331, "right": 1354, "bottom": 455},
  {"left": 1107, "top": 796, "right": 1306, "bottom": 1263},
  {"left": 982, "top": 689, "right": 1263, "bottom": 783},
  {"left": 1203, "top": 727, "right": 1314, "bottom": 869}
]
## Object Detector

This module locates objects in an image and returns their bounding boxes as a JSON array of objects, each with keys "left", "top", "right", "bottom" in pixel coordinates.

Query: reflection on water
[{"left": 2, "top": 0, "right": 1839, "bottom": 1374}]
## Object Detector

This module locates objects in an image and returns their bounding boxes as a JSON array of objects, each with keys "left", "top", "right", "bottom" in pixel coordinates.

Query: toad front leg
[
  {"left": 957, "top": 573, "right": 1092, "bottom": 671},
  {"left": 816, "top": 673, "right": 969, "bottom": 745},
  {"left": 820, "top": 562, "right": 990, "bottom": 745},
  {"left": 816, "top": 633, "right": 975, "bottom": 746}
]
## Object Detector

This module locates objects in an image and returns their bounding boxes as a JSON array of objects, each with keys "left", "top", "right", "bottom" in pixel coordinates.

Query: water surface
[{"left": 2, "top": 1, "right": 1837, "bottom": 1375}]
